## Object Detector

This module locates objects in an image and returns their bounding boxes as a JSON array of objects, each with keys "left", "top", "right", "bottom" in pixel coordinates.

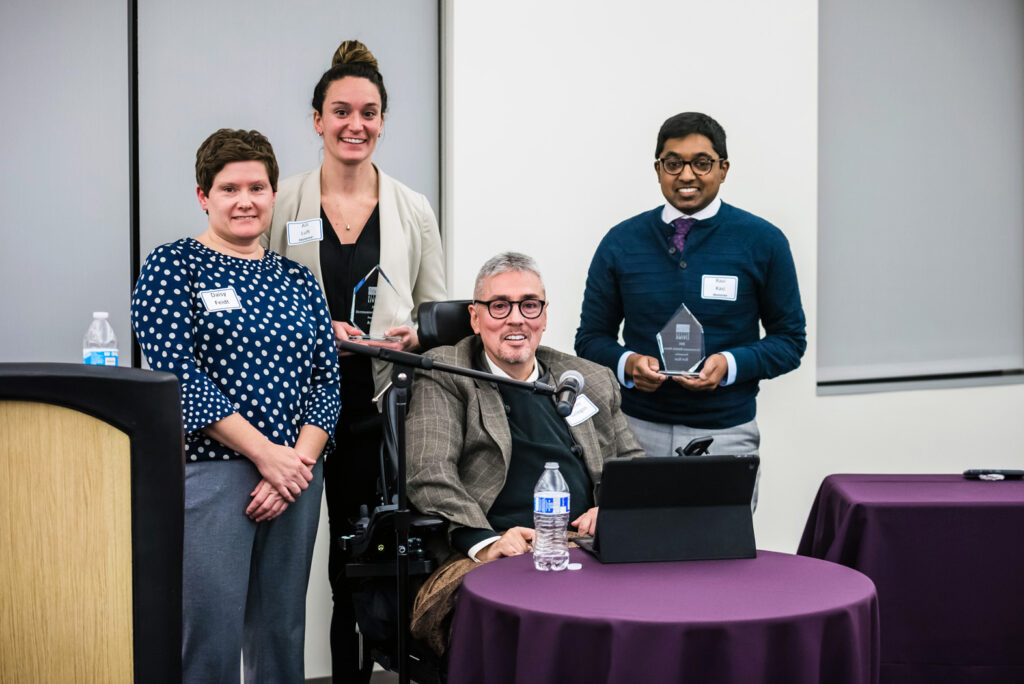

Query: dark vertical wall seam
[{"left": 128, "top": 0, "right": 141, "bottom": 368}]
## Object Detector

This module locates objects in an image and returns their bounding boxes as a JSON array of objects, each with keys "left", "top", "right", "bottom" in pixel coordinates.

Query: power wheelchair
[{"left": 336, "top": 301, "right": 472, "bottom": 684}]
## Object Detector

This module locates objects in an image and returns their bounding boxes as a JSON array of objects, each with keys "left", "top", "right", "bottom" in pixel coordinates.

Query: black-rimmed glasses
[
  {"left": 657, "top": 156, "right": 723, "bottom": 177},
  {"left": 473, "top": 298, "right": 546, "bottom": 319}
]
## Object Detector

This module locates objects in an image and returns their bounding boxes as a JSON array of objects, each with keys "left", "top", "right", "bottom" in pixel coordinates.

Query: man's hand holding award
[{"left": 655, "top": 302, "right": 728, "bottom": 391}]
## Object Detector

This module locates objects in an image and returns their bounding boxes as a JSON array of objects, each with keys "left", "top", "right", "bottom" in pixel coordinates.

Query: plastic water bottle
[
  {"left": 533, "top": 462, "right": 570, "bottom": 571},
  {"left": 83, "top": 312, "right": 118, "bottom": 366}
]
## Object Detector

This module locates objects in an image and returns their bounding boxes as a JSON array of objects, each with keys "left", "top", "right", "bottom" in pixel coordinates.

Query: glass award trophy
[
  {"left": 348, "top": 264, "right": 402, "bottom": 342},
  {"left": 656, "top": 302, "right": 705, "bottom": 377}
]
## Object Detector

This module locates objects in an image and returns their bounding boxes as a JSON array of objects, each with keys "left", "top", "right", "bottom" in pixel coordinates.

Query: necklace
[
  {"left": 338, "top": 204, "right": 351, "bottom": 230},
  {"left": 326, "top": 197, "right": 352, "bottom": 231},
  {"left": 335, "top": 201, "right": 351, "bottom": 231},
  {"left": 321, "top": 165, "right": 376, "bottom": 233}
]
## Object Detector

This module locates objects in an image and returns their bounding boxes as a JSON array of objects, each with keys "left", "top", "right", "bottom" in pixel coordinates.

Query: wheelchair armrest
[{"left": 410, "top": 513, "right": 445, "bottom": 528}]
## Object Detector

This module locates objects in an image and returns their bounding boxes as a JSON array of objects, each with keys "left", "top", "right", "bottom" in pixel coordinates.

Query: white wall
[{"left": 444, "top": 0, "right": 1024, "bottom": 553}]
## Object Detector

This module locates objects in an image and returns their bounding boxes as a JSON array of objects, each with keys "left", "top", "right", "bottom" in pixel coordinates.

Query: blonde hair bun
[
  {"left": 312, "top": 39, "right": 388, "bottom": 114},
  {"left": 332, "top": 40, "right": 379, "bottom": 71}
]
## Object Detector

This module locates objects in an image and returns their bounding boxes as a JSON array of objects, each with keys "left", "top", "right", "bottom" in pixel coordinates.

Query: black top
[
  {"left": 319, "top": 204, "right": 381, "bottom": 326},
  {"left": 320, "top": 204, "right": 381, "bottom": 410}
]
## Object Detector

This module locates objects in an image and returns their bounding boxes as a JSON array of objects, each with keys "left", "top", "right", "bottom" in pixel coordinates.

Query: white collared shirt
[
  {"left": 660, "top": 194, "right": 722, "bottom": 224},
  {"left": 482, "top": 353, "right": 540, "bottom": 383}
]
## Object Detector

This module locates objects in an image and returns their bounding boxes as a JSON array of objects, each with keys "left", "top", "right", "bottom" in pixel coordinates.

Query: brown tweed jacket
[{"left": 406, "top": 335, "right": 644, "bottom": 535}]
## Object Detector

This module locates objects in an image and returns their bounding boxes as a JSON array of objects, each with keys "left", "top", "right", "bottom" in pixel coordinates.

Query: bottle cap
[{"left": 93, "top": 312, "right": 109, "bottom": 319}]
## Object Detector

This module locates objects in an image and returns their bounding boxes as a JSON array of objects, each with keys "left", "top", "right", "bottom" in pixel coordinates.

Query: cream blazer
[{"left": 263, "top": 164, "right": 447, "bottom": 392}]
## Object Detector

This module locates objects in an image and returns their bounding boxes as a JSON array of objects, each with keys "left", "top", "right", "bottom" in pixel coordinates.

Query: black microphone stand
[{"left": 337, "top": 339, "right": 555, "bottom": 684}]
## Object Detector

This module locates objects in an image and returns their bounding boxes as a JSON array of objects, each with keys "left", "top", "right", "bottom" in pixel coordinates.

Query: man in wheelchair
[{"left": 406, "top": 252, "right": 644, "bottom": 653}]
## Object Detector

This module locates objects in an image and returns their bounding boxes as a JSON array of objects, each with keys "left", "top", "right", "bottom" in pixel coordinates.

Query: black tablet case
[{"left": 578, "top": 455, "right": 759, "bottom": 563}]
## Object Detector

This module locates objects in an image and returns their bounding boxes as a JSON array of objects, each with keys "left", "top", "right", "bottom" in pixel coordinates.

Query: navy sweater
[{"left": 575, "top": 203, "right": 805, "bottom": 429}]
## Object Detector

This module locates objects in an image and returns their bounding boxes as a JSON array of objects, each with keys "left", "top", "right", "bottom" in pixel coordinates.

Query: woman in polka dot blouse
[{"left": 131, "top": 129, "right": 340, "bottom": 683}]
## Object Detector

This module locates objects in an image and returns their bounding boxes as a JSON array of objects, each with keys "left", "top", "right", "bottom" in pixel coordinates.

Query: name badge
[
  {"left": 565, "top": 394, "right": 599, "bottom": 427},
  {"left": 287, "top": 218, "right": 324, "bottom": 246},
  {"left": 701, "top": 275, "right": 738, "bottom": 301},
  {"left": 199, "top": 287, "right": 242, "bottom": 312}
]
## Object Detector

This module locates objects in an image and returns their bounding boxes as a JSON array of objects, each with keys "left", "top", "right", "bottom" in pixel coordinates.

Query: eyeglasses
[
  {"left": 473, "top": 298, "right": 546, "bottom": 319},
  {"left": 657, "top": 156, "right": 723, "bottom": 177}
]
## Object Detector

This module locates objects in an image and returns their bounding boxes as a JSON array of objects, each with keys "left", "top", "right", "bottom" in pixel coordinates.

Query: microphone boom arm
[{"left": 336, "top": 338, "right": 557, "bottom": 395}]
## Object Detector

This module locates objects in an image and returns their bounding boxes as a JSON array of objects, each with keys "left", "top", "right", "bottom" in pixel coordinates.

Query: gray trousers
[
  {"left": 626, "top": 415, "right": 761, "bottom": 510},
  {"left": 182, "top": 458, "right": 323, "bottom": 684}
]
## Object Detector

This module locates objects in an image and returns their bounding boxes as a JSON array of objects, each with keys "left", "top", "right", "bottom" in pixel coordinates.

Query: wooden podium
[{"left": 0, "top": 363, "right": 184, "bottom": 683}]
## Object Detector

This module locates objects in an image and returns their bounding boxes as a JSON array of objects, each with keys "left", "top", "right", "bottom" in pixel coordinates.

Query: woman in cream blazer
[{"left": 262, "top": 40, "right": 445, "bottom": 681}]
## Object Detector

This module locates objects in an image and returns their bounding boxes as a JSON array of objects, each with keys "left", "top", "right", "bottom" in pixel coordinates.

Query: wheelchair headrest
[{"left": 416, "top": 300, "right": 473, "bottom": 351}]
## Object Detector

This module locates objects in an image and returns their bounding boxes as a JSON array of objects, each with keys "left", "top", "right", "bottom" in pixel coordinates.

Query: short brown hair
[{"left": 195, "top": 129, "right": 279, "bottom": 195}]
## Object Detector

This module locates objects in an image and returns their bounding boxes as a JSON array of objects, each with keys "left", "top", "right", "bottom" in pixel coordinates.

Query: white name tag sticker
[
  {"left": 199, "top": 287, "right": 242, "bottom": 313},
  {"left": 701, "top": 275, "right": 739, "bottom": 301},
  {"left": 565, "top": 394, "right": 599, "bottom": 427},
  {"left": 287, "top": 218, "right": 324, "bottom": 246}
]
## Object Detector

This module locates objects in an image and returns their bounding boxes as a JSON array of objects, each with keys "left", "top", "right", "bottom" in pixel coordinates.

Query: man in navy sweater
[{"left": 575, "top": 112, "right": 805, "bottom": 474}]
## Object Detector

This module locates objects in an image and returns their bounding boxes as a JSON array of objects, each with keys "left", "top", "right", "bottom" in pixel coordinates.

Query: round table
[{"left": 447, "top": 549, "right": 878, "bottom": 684}]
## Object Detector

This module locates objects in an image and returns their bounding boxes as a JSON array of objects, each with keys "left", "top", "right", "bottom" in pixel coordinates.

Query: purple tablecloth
[
  {"left": 447, "top": 549, "right": 878, "bottom": 684},
  {"left": 798, "top": 474, "right": 1024, "bottom": 684}
]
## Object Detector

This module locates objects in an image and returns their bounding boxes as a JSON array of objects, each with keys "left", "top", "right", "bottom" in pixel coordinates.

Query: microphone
[{"left": 554, "top": 370, "right": 584, "bottom": 417}]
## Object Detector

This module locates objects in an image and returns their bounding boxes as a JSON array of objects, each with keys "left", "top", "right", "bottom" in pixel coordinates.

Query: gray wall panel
[
  {"left": 1, "top": 1, "right": 438, "bottom": 676},
  {"left": 135, "top": 3, "right": 439, "bottom": 674},
  {"left": 138, "top": 0, "right": 439, "bottom": 258},
  {"left": 0, "top": 0, "right": 130, "bottom": 363},
  {"left": 818, "top": 0, "right": 1024, "bottom": 383}
]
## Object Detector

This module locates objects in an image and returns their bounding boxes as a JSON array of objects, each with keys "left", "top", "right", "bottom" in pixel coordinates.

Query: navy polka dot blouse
[{"left": 131, "top": 238, "right": 341, "bottom": 462}]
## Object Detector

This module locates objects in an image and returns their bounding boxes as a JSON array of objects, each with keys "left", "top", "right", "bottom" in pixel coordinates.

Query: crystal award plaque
[
  {"left": 656, "top": 302, "right": 705, "bottom": 377},
  {"left": 348, "top": 264, "right": 401, "bottom": 342}
]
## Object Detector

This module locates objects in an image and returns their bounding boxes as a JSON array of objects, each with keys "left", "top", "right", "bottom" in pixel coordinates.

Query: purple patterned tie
[{"left": 671, "top": 217, "right": 696, "bottom": 253}]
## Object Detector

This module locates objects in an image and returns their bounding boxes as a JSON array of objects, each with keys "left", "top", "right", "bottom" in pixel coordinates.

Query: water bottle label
[
  {"left": 84, "top": 349, "right": 118, "bottom": 366},
  {"left": 534, "top": 492, "right": 570, "bottom": 514}
]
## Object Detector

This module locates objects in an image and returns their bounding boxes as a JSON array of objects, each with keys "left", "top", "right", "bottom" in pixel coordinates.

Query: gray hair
[{"left": 473, "top": 252, "right": 545, "bottom": 299}]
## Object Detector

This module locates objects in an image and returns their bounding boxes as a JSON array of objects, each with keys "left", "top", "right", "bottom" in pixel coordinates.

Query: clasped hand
[{"left": 245, "top": 441, "right": 316, "bottom": 521}]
